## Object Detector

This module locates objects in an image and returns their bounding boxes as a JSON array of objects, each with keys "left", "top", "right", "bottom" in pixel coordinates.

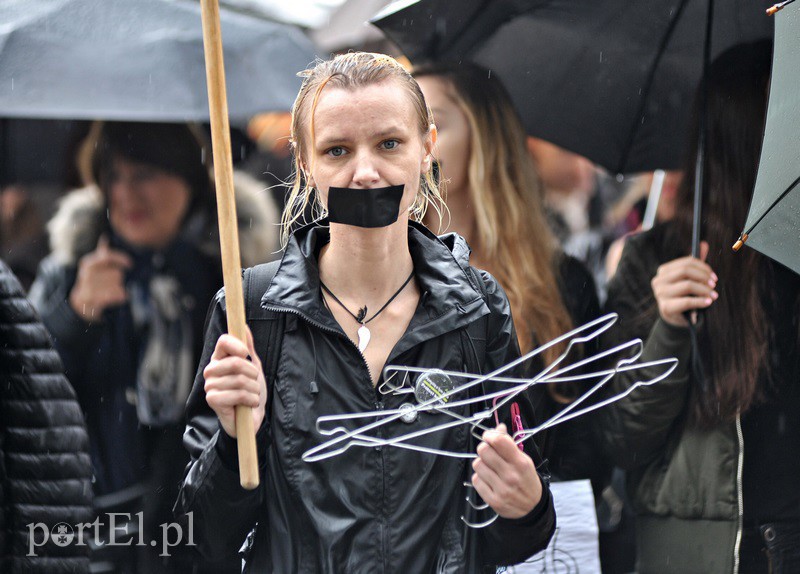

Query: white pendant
[{"left": 357, "top": 324, "right": 371, "bottom": 352}]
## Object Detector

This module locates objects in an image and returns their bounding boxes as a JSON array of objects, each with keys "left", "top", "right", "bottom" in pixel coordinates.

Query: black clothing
[
  {"left": 177, "top": 221, "right": 556, "bottom": 573},
  {"left": 31, "top": 235, "right": 226, "bottom": 573},
  {"left": 0, "top": 259, "right": 93, "bottom": 573},
  {"left": 741, "top": 263, "right": 800, "bottom": 525},
  {"left": 33, "top": 234, "right": 220, "bottom": 495},
  {"left": 601, "top": 221, "right": 800, "bottom": 573},
  {"left": 530, "top": 254, "right": 603, "bottom": 484},
  {"left": 29, "top": 180, "right": 277, "bottom": 573}
]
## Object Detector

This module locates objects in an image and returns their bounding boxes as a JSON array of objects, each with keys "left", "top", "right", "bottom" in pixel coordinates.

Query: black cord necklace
[{"left": 320, "top": 270, "right": 415, "bottom": 352}]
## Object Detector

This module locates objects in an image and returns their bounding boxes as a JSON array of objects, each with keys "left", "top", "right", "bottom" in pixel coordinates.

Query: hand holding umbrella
[{"left": 651, "top": 241, "right": 718, "bottom": 326}]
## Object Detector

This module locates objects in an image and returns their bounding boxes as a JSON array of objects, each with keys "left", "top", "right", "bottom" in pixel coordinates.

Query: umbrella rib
[
  {"left": 616, "top": 0, "right": 691, "bottom": 174},
  {"left": 743, "top": 174, "right": 800, "bottom": 236}
]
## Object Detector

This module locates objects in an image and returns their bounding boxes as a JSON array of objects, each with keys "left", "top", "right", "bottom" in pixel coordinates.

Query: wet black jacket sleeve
[{"left": 174, "top": 289, "right": 269, "bottom": 562}]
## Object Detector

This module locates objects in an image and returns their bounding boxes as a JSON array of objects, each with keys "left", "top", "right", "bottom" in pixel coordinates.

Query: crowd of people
[{"left": 0, "top": 41, "right": 796, "bottom": 574}]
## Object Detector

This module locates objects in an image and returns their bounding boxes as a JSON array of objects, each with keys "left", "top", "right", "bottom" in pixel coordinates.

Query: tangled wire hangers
[{"left": 300, "top": 313, "right": 679, "bottom": 528}]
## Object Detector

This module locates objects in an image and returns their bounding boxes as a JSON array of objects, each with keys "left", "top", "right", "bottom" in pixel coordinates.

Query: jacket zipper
[
  {"left": 732, "top": 414, "right": 744, "bottom": 574},
  {"left": 264, "top": 305, "right": 376, "bottom": 384},
  {"left": 375, "top": 399, "right": 388, "bottom": 573},
  {"left": 266, "top": 305, "right": 390, "bottom": 570}
]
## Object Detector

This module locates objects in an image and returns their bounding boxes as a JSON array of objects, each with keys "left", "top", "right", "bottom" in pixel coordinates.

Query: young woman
[
  {"left": 602, "top": 42, "right": 800, "bottom": 573},
  {"left": 176, "top": 52, "right": 555, "bottom": 573},
  {"left": 413, "top": 63, "right": 603, "bottom": 485}
]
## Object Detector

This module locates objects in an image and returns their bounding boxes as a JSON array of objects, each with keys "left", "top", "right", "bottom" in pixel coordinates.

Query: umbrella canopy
[
  {"left": 0, "top": 0, "right": 317, "bottom": 123},
  {"left": 737, "top": 1, "right": 800, "bottom": 275},
  {"left": 373, "top": 0, "right": 773, "bottom": 174}
]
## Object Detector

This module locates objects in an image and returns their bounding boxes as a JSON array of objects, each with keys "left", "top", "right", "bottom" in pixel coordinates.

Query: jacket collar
[{"left": 261, "top": 219, "right": 489, "bottom": 339}]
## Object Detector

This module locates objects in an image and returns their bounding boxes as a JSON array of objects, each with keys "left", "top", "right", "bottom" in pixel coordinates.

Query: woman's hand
[
  {"left": 471, "top": 423, "right": 543, "bottom": 519},
  {"left": 203, "top": 328, "right": 267, "bottom": 439},
  {"left": 69, "top": 236, "right": 132, "bottom": 322},
  {"left": 651, "top": 241, "right": 718, "bottom": 327}
]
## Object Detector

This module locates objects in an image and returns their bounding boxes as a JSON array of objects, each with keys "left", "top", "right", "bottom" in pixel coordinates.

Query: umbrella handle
[{"left": 200, "top": 0, "right": 259, "bottom": 490}]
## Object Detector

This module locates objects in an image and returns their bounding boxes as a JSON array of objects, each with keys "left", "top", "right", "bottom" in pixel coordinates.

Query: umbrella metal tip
[{"left": 767, "top": 0, "right": 796, "bottom": 15}]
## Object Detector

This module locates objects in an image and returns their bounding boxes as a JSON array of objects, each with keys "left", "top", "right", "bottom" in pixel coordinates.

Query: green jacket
[{"left": 602, "top": 225, "right": 742, "bottom": 574}]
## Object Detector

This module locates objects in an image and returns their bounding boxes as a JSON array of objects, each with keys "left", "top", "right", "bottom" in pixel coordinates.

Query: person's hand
[
  {"left": 68, "top": 235, "right": 132, "bottom": 322},
  {"left": 471, "top": 423, "right": 543, "bottom": 519},
  {"left": 203, "top": 328, "right": 267, "bottom": 439},
  {"left": 651, "top": 241, "right": 718, "bottom": 327}
]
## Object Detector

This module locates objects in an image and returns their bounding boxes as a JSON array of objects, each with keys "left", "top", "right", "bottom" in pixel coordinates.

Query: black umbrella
[
  {"left": 0, "top": 0, "right": 317, "bottom": 123},
  {"left": 373, "top": 0, "right": 773, "bottom": 175},
  {"left": 734, "top": 0, "right": 800, "bottom": 275}
]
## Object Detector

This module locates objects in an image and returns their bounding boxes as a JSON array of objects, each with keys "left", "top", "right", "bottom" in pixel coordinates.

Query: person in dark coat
[
  {"left": 601, "top": 42, "right": 800, "bottom": 573},
  {"left": 176, "top": 52, "right": 556, "bottom": 573},
  {"left": 0, "top": 258, "right": 93, "bottom": 573},
  {"left": 29, "top": 121, "right": 278, "bottom": 573}
]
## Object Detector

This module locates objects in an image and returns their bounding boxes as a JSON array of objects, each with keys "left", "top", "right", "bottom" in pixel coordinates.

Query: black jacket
[
  {"left": 0, "top": 260, "right": 93, "bottom": 573},
  {"left": 176, "top": 221, "right": 556, "bottom": 573}
]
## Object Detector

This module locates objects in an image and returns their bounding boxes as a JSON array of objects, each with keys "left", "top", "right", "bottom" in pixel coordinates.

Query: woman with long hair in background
[
  {"left": 602, "top": 41, "right": 800, "bottom": 573},
  {"left": 413, "top": 63, "right": 604, "bottom": 486}
]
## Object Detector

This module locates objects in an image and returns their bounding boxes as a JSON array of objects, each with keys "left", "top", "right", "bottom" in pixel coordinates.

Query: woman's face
[
  {"left": 305, "top": 78, "right": 434, "bottom": 218},
  {"left": 107, "top": 157, "right": 192, "bottom": 249},
  {"left": 415, "top": 76, "right": 471, "bottom": 198}
]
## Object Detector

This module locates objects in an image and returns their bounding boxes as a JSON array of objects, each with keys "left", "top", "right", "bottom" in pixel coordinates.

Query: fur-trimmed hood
[{"left": 47, "top": 170, "right": 280, "bottom": 268}]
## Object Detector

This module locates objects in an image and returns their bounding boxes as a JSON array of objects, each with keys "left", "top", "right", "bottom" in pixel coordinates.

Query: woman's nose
[{"left": 350, "top": 152, "right": 381, "bottom": 187}]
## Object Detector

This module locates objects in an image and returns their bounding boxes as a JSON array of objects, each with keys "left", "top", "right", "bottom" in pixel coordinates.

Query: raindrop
[
  {"left": 11, "top": 78, "right": 14, "bottom": 91},
  {"left": 599, "top": 51, "right": 603, "bottom": 63}
]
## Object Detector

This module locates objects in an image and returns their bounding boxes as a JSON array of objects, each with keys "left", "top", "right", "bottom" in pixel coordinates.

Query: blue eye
[
  {"left": 327, "top": 146, "right": 346, "bottom": 157},
  {"left": 382, "top": 139, "right": 399, "bottom": 150}
]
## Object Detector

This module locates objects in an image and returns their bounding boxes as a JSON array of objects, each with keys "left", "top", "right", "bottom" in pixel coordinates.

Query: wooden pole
[{"left": 199, "top": 0, "right": 259, "bottom": 490}]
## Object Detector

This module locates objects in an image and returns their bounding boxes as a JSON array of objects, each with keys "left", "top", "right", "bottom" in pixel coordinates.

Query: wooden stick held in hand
[{"left": 199, "top": 0, "right": 259, "bottom": 490}]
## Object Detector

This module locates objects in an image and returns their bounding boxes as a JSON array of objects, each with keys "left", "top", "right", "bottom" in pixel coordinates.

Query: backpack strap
[
  {"left": 238, "top": 262, "right": 283, "bottom": 571},
  {"left": 243, "top": 261, "right": 284, "bottom": 388}
]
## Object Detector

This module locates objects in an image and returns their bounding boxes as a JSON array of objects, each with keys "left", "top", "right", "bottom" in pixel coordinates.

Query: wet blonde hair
[
  {"left": 281, "top": 52, "right": 444, "bottom": 245},
  {"left": 413, "top": 63, "right": 574, "bottom": 398}
]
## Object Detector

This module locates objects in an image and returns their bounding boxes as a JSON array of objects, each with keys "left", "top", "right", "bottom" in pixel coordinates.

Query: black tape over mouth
[{"left": 327, "top": 185, "right": 405, "bottom": 228}]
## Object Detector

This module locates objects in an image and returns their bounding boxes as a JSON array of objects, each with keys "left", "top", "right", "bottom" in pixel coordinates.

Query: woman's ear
[
  {"left": 427, "top": 123, "right": 438, "bottom": 151},
  {"left": 298, "top": 158, "right": 315, "bottom": 188},
  {"left": 422, "top": 124, "right": 438, "bottom": 172}
]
